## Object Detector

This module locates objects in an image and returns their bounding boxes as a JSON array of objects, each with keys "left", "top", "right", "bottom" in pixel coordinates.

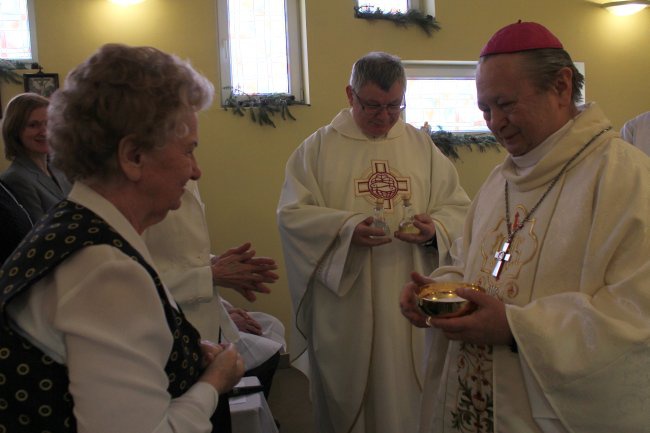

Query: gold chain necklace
[{"left": 492, "top": 126, "right": 611, "bottom": 279}]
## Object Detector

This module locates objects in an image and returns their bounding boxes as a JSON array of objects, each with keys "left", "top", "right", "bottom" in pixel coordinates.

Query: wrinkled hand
[
  {"left": 199, "top": 342, "right": 245, "bottom": 394},
  {"left": 351, "top": 216, "right": 392, "bottom": 247},
  {"left": 228, "top": 307, "right": 263, "bottom": 335},
  {"left": 394, "top": 214, "right": 436, "bottom": 244},
  {"left": 426, "top": 287, "right": 513, "bottom": 346},
  {"left": 399, "top": 272, "right": 432, "bottom": 328},
  {"left": 200, "top": 339, "right": 226, "bottom": 368},
  {"left": 211, "top": 242, "right": 279, "bottom": 302}
]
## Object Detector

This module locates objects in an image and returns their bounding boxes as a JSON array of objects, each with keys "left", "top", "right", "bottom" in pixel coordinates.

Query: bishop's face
[
  {"left": 476, "top": 53, "right": 573, "bottom": 156},
  {"left": 346, "top": 81, "right": 405, "bottom": 139}
]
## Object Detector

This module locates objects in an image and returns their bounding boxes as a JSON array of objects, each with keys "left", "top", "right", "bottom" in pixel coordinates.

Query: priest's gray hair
[
  {"left": 48, "top": 43, "right": 214, "bottom": 181},
  {"left": 349, "top": 51, "right": 406, "bottom": 93}
]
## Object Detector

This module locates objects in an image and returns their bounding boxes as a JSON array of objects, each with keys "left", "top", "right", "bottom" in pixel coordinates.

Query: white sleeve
[{"left": 10, "top": 245, "right": 219, "bottom": 433}]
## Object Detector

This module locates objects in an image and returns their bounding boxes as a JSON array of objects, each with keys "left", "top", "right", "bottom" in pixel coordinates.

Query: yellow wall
[{"left": 1, "top": 0, "right": 648, "bottom": 351}]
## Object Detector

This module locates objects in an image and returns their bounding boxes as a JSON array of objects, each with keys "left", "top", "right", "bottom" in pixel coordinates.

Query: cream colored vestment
[
  {"left": 278, "top": 109, "right": 470, "bottom": 433},
  {"left": 420, "top": 103, "right": 650, "bottom": 433}
]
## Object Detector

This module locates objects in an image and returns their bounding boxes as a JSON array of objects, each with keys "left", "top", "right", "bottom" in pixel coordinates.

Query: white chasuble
[
  {"left": 421, "top": 103, "right": 650, "bottom": 433},
  {"left": 278, "top": 109, "right": 470, "bottom": 433}
]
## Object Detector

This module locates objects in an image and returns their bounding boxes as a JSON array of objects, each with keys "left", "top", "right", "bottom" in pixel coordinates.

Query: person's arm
[{"left": 51, "top": 246, "right": 234, "bottom": 433}]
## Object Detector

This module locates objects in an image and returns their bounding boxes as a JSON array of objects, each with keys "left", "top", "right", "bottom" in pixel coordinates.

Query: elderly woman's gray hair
[
  {"left": 349, "top": 51, "right": 406, "bottom": 93},
  {"left": 48, "top": 43, "right": 214, "bottom": 181}
]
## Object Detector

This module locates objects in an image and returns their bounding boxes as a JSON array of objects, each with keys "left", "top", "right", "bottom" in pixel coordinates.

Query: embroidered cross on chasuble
[
  {"left": 0, "top": 200, "right": 203, "bottom": 433},
  {"left": 355, "top": 159, "right": 410, "bottom": 209}
]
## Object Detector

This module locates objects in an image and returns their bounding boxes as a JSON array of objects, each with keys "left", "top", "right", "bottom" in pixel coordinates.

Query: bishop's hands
[
  {"left": 400, "top": 271, "right": 514, "bottom": 346},
  {"left": 211, "top": 242, "right": 279, "bottom": 302},
  {"left": 399, "top": 272, "right": 432, "bottom": 328}
]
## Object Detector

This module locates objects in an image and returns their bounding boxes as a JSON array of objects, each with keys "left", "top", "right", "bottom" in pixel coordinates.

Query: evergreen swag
[
  {"left": 0, "top": 60, "right": 23, "bottom": 85},
  {"left": 223, "top": 88, "right": 299, "bottom": 128},
  {"left": 429, "top": 128, "right": 500, "bottom": 161},
  {"left": 354, "top": 6, "right": 441, "bottom": 36}
]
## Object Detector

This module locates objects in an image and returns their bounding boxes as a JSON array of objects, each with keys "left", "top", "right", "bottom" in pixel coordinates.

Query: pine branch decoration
[
  {"left": 428, "top": 128, "right": 500, "bottom": 161},
  {"left": 224, "top": 88, "right": 298, "bottom": 128},
  {"left": 354, "top": 6, "right": 441, "bottom": 36},
  {"left": 0, "top": 60, "right": 23, "bottom": 85}
]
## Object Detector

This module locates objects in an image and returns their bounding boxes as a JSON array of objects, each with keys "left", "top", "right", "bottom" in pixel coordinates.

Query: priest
[
  {"left": 400, "top": 21, "right": 650, "bottom": 433},
  {"left": 277, "top": 52, "right": 470, "bottom": 433}
]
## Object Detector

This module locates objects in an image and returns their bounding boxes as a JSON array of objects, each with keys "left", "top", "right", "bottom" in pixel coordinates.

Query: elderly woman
[
  {"left": 0, "top": 92, "right": 72, "bottom": 221},
  {"left": 0, "top": 44, "right": 244, "bottom": 433}
]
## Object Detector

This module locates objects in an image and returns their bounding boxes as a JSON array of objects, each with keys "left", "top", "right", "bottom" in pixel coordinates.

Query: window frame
[{"left": 217, "top": 0, "right": 308, "bottom": 105}]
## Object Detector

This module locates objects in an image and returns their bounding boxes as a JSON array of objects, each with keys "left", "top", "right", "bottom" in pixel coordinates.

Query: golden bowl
[{"left": 416, "top": 282, "right": 483, "bottom": 318}]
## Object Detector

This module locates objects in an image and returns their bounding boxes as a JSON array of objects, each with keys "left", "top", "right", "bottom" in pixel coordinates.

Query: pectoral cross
[{"left": 492, "top": 241, "right": 511, "bottom": 279}]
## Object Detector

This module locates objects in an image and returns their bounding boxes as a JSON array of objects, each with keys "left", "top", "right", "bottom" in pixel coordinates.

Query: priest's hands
[
  {"left": 399, "top": 271, "right": 431, "bottom": 328},
  {"left": 211, "top": 242, "right": 280, "bottom": 302},
  {"left": 426, "top": 287, "right": 513, "bottom": 346},
  {"left": 352, "top": 216, "right": 393, "bottom": 247},
  {"left": 394, "top": 213, "right": 437, "bottom": 245}
]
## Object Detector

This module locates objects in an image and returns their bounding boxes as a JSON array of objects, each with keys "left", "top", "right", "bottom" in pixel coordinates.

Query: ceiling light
[
  {"left": 602, "top": 1, "right": 650, "bottom": 16},
  {"left": 108, "top": 0, "right": 146, "bottom": 5}
]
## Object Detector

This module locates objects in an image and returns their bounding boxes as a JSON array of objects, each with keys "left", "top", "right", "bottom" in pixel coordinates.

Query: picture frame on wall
[{"left": 23, "top": 72, "right": 59, "bottom": 97}]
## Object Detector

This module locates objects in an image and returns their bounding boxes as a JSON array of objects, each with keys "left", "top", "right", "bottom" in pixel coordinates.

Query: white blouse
[{"left": 7, "top": 182, "right": 219, "bottom": 433}]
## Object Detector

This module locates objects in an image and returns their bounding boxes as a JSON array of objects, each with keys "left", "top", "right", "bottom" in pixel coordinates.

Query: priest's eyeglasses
[{"left": 352, "top": 90, "right": 406, "bottom": 114}]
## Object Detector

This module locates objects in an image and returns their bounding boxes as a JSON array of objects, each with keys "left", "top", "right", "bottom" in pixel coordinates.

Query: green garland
[
  {"left": 0, "top": 60, "right": 23, "bottom": 85},
  {"left": 223, "top": 88, "right": 300, "bottom": 128},
  {"left": 428, "top": 129, "right": 500, "bottom": 161},
  {"left": 354, "top": 6, "right": 441, "bottom": 36}
]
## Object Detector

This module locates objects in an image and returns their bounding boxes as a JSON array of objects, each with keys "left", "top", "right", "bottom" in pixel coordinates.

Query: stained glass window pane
[
  {"left": 228, "top": 0, "right": 289, "bottom": 94},
  {"left": 0, "top": 0, "right": 34, "bottom": 60},
  {"left": 405, "top": 78, "right": 489, "bottom": 133}
]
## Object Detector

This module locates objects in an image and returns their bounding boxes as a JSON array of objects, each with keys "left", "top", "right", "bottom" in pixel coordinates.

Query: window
[
  {"left": 0, "top": 0, "right": 37, "bottom": 62},
  {"left": 217, "top": 0, "right": 307, "bottom": 104},
  {"left": 403, "top": 61, "right": 586, "bottom": 133},
  {"left": 404, "top": 61, "right": 488, "bottom": 133}
]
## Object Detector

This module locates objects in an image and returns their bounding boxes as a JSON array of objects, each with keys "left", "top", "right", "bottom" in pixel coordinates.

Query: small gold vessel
[{"left": 417, "top": 282, "right": 484, "bottom": 318}]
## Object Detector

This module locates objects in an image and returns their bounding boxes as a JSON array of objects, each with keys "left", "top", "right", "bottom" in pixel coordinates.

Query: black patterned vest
[{"left": 0, "top": 200, "right": 204, "bottom": 433}]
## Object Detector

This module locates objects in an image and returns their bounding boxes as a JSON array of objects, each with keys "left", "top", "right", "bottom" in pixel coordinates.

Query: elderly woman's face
[
  {"left": 140, "top": 112, "right": 201, "bottom": 220},
  {"left": 20, "top": 106, "right": 49, "bottom": 157}
]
